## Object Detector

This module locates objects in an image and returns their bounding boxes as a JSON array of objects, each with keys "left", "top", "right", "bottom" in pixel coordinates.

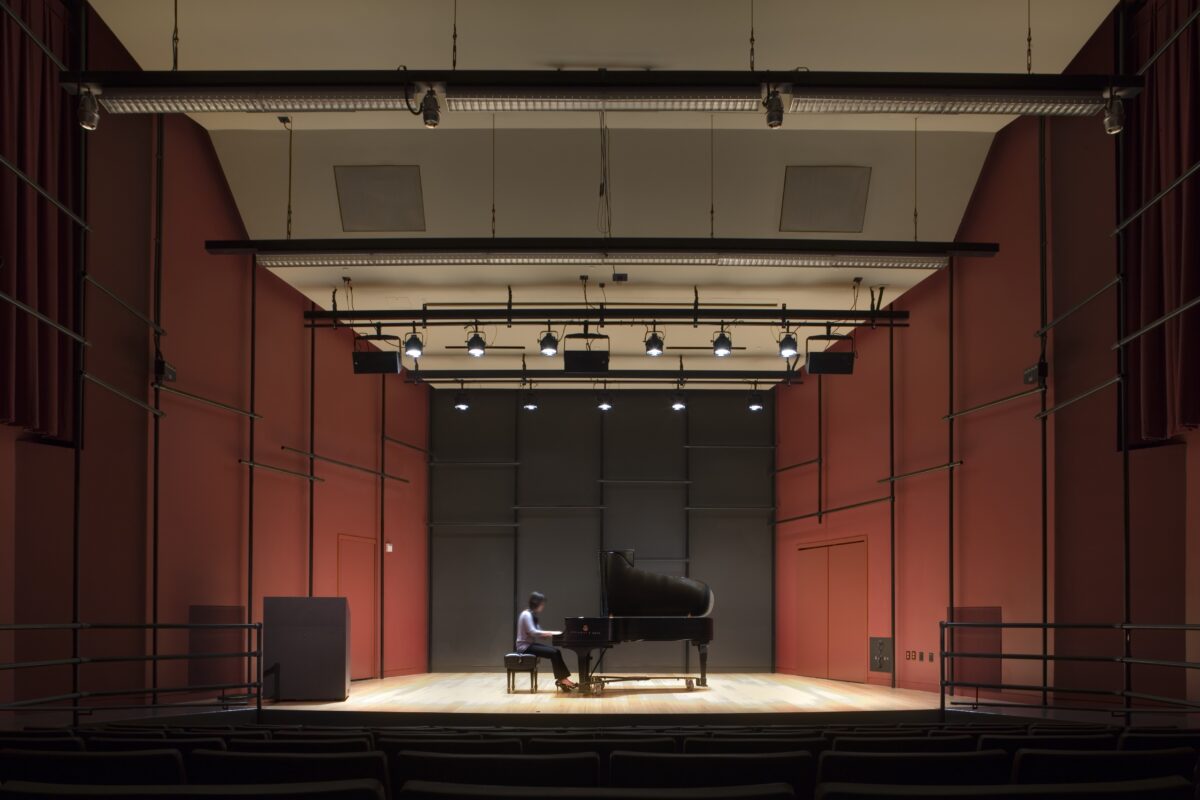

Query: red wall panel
[
  {"left": 791, "top": 546, "right": 829, "bottom": 678},
  {"left": 827, "top": 541, "right": 868, "bottom": 683}
]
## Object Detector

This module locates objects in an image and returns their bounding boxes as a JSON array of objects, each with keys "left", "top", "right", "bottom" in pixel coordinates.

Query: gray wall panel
[
  {"left": 430, "top": 532, "right": 516, "bottom": 670},
  {"left": 689, "top": 516, "right": 773, "bottom": 670}
]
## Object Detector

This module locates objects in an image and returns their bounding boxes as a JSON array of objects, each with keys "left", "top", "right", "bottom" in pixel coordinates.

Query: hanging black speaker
[
  {"left": 806, "top": 333, "right": 856, "bottom": 374},
  {"left": 352, "top": 351, "right": 401, "bottom": 374}
]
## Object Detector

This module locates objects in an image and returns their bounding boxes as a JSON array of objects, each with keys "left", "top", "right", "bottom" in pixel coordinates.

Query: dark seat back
[
  {"left": 610, "top": 751, "right": 814, "bottom": 799},
  {"left": 684, "top": 738, "right": 826, "bottom": 755},
  {"left": 977, "top": 734, "right": 1118, "bottom": 756},
  {"left": 86, "top": 738, "right": 227, "bottom": 754},
  {"left": 831, "top": 736, "right": 975, "bottom": 753},
  {"left": 525, "top": 737, "right": 676, "bottom": 759},
  {"left": 186, "top": 750, "right": 389, "bottom": 793},
  {"left": 817, "top": 750, "right": 1011, "bottom": 785},
  {"left": 226, "top": 738, "right": 373, "bottom": 753},
  {"left": 1012, "top": 747, "right": 1197, "bottom": 784},
  {"left": 379, "top": 738, "right": 522, "bottom": 756},
  {"left": 1119, "top": 732, "right": 1200, "bottom": 751},
  {"left": 0, "top": 749, "right": 185, "bottom": 785},
  {"left": 0, "top": 779, "right": 386, "bottom": 800},
  {"left": 394, "top": 752, "right": 600, "bottom": 788},
  {"left": 0, "top": 737, "right": 84, "bottom": 752},
  {"left": 813, "top": 776, "right": 1193, "bottom": 799},
  {"left": 398, "top": 781, "right": 798, "bottom": 800}
]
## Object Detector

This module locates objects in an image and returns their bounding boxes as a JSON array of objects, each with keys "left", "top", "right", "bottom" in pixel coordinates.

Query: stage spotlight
[
  {"left": 78, "top": 89, "right": 100, "bottom": 131},
  {"left": 748, "top": 390, "right": 765, "bottom": 412},
  {"left": 671, "top": 391, "right": 687, "bottom": 412},
  {"left": 522, "top": 391, "right": 539, "bottom": 411},
  {"left": 763, "top": 89, "right": 784, "bottom": 129},
  {"left": 645, "top": 330, "right": 665, "bottom": 357},
  {"left": 421, "top": 88, "right": 441, "bottom": 128},
  {"left": 453, "top": 391, "right": 470, "bottom": 411},
  {"left": 778, "top": 332, "right": 798, "bottom": 359},
  {"left": 597, "top": 391, "right": 614, "bottom": 411},
  {"left": 466, "top": 330, "right": 487, "bottom": 357},
  {"left": 403, "top": 332, "right": 424, "bottom": 358},
  {"left": 539, "top": 330, "right": 559, "bottom": 357},
  {"left": 1103, "top": 96, "right": 1124, "bottom": 135},
  {"left": 712, "top": 329, "right": 733, "bottom": 358}
]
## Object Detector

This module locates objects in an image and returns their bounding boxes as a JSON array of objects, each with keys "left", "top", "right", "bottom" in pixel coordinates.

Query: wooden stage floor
[{"left": 275, "top": 673, "right": 941, "bottom": 716}]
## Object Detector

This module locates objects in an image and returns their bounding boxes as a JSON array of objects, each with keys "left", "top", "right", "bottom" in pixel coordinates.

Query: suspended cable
[
  {"left": 912, "top": 117, "right": 919, "bottom": 241},
  {"left": 491, "top": 114, "right": 496, "bottom": 237},
  {"left": 709, "top": 115, "right": 716, "bottom": 238},
  {"left": 596, "top": 110, "right": 614, "bottom": 236},
  {"left": 451, "top": 0, "right": 458, "bottom": 70},
  {"left": 748, "top": 0, "right": 756, "bottom": 71},
  {"left": 280, "top": 116, "right": 294, "bottom": 239},
  {"left": 1026, "top": 0, "right": 1032, "bottom": 74},
  {"left": 171, "top": 0, "right": 179, "bottom": 71}
]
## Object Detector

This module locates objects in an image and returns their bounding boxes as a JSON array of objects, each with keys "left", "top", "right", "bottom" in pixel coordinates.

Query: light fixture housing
[
  {"left": 712, "top": 330, "right": 733, "bottom": 358},
  {"left": 403, "top": 332, "right": 424, "bottom": 358},
  {"left": 1103, "top": 96, "right": 1124, "bottom": 135},
  {"left": 748, "top": 390, "right": 765, "bottom": 412},
  {"left": 763, "top": 89, "right": 784, "bottom": 128},
  {"left": 671, "top": 391, "right": 687, "bottom": 412},
  {"left": 645, "top": 330, "right": 665, "bottom": 357},
  {"left": 597, "top": 391, "right": 614, "bottom": 411},
  {"left": 466, "top": 331, "right": 487, "bottom": 357},
  {"left": 522, "top": 391, "right": 539, "bottom": 411},
  {"left": 539, "top": 330, "right": 559, "bottom": 357},
  {"left": 78, "top": 89, "right": 100, "bottom": 131},
  {"left": 779, "top": 332, "right": 799, "bottom": 359},
  {"left": 420, "top": 88, "right": 440, "bottom": 128},
  {"left": 453, "top": 391, "right": 470, "bottom": 411}
]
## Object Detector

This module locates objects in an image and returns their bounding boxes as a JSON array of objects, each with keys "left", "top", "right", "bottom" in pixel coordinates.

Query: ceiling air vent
[
  {"left": 334, "top": 165, "right": 426, "bottom": 232},
  {"left": 779, "top": 165, "right": 871, "bottom": 233}
]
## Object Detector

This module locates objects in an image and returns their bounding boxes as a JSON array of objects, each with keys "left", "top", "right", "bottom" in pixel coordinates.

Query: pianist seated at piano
[{"left": 515, "top": 591, "right": 578, "bottom": 691}]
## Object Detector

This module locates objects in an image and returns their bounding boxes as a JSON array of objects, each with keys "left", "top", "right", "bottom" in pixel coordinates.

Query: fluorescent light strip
[
  {"left": 788, "top": 93, "right": 1106, "bottom": 116},
  {"left": 255, "top": 252, "right": 949, "bottom": 270},
  {"left": 443, "top": 88, "right": 762, "bottom": 112},
  {"left": 97, "top": 90, "right": 410, "bottom": 114}
]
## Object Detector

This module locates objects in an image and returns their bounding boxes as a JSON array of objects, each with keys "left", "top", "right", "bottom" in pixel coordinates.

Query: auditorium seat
[
  {"left": 226, "top": 738, "right": 374, "bottom": 753},
  {"left": 186, "top": 750, "right": 390, "bottom": 795},
  {"left": 610, "top": 751, "right": 815, "bottom": 800},
  {"left": 525, "top": 737, "right": 677, "bottom": 757},
  {"left": 830, "top": 736, "right": 976, "bottom": 753},
  {"left": 393, "top": 752, "right": 600, "bottom": 788},
  {"left": 0, "top": 779, "right": 387, "bottom": 800},
  {"left": 683, "top": 738, "right": 827, "bottom": 755},
  {"left": 1118, "top": 731, "right": 1200, "bottom": 750},
  {"left": 79, "top": 730, "right": 168, "bottom": 740},
  {"left": 812, "top": 776, "right": 1193, "bottom": 799},
  {"left": 377, "top": 737, "right": 523, "bottom": 756},
  {"left": 397, "top": 781, "right": 798, "bottom": 800},
  {"left": 0, "top": 736, "right": 84, "bottom": 751},
  {"left": 273, "top": 730, "right": 377, "bottom": 745},
  {"left": 1012, "top": 747, "right": 1197, "bottom": 784},
  {"left": 86, "top": 737, "right": 228, "bottom": 754},
  {"left": 976, "top": 734, "right": 1118, "bottom": 756},
  {"left": 816, "top": 750, "right": 1011, "bottom": 786},
  {"left": 0, "top": 749, "right": 186, "bottom": 785}
]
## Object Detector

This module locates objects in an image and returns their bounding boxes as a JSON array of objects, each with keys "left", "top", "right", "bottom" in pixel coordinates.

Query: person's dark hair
[{"left": 528, "top": 591, "right": 546, "bottom": 609}]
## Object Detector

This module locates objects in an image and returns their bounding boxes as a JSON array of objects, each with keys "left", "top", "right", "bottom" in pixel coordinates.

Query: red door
[
  {"left": 827, "top": 541, "right": 868, "bottom": 682},
  {"left": 337, "top": 534, "right": 377, "bottom": 680},
  {"left": 794, "top": 546, "right": 830, "bottom": 679}
]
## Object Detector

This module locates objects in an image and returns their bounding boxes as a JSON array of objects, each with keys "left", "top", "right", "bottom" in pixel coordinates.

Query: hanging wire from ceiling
[
  {"left": 1026, "top": 0, "right": 1033, "bottom": 74},
  {"left": 451, "top": 0, "right": 459, "bottom": 69},
  {"left": 709, "top": 114, "right": 716, "bottom": 238},
  {"left": 596, "top": 110, "right": 614, "bottom": 236},
  {"left": 912, "top": 116, "right": 919, "bottom": 242},
  {"left": 171, "top": 0, "right": 179, "bottom": 70},
  {"left": 490, "top": 113, "right": 497, "bottom": 237},
  {"left": 748, "top": 0, "right": 756, "bottom": 70},
  {"left": 280, "top": 115, "right": 294, "bottom": 239}
]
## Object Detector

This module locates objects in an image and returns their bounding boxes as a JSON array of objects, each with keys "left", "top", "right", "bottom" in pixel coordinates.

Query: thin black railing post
[{"left": 939, "top": 621, "right": 947, "bottom": 719}]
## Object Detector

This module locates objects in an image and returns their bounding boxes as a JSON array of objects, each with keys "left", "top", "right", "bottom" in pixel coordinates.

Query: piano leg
[
  {"left": 570, "top": 648, "right": 594, "bottom": 691},
  {"left": 696, "top": 643, "right": 709, "bottom": 687}
]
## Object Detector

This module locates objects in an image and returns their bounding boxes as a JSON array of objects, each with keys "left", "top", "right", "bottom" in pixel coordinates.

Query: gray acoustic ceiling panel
[
  {"left": 779, "top": 165, "right": 871, "bottom": 232},
  {"left": 334, "top": 164, "right": 426, "bottom": 232}
]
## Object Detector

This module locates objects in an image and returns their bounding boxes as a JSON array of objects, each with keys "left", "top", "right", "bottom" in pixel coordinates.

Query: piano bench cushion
[{"left": 504, "top": 654, "right": 538, "bottom": 671}]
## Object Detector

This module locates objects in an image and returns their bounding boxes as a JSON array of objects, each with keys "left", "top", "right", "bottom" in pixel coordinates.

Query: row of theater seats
[{"left": 0, "top": 721, "right": 1198, "bottom": 800}]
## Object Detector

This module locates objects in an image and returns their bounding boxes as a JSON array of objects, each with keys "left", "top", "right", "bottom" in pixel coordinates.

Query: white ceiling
[{"left": 90, "top": 0, "right": 1115, "bottom": 387}]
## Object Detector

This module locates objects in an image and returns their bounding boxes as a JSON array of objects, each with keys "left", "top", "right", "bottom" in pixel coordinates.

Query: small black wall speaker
[
  {"left": 564, "top": 349, "right": 610, "bottom": 373},
  {"left": 352, "top": 350, "right": 401, "bottom": 374},
  {"left": 807, "top": 350, "right": 856, "bottom": 374}
]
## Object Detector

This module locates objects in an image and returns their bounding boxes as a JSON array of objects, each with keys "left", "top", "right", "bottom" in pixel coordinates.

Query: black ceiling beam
[
  {"left": 406, "top": 369, "right": 796, "bottom": 383},
  {"left": 304, "top": 306, "right": 908, "bottom": 323}
]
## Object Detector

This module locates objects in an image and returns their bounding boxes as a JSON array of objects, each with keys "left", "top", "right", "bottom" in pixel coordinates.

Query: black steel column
[
  {"left": 888, "top": 320, "right": 897, "bottom": 688},
  {"left": 379, "top": 375, "right": 386, "bottom": 679},
  {"left": 246, "top": 258, "right": 257, "bottom": 685},
  {"left": 816, "top": 374, "right": 824, "bottom": 521},
  {"left": 307, "top": 304, "right": 316, "bottom": 596},
  {"left": 946, "top": 258, "right": 956, "bottom": 692},
  {"left": 150, "top": 112, "right": 165, "bottom": 704},
  {"left": 1037, "top": 115, "right": 1050, "bottom": 706}
]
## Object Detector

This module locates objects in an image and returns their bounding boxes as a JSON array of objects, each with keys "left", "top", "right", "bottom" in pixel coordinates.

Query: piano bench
[{"left": 504, "top": 653, "right": 539, "bottom": 694}]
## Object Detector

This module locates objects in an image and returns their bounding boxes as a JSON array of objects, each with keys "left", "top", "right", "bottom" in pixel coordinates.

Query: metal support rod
[
  {"left": 383, "top": 434, "right": 428, "bottom": 454},
  {"left": 82, "top": 372, "right": 163, "bottom": 416},
  {"left": 308, "top": 306, "right": 909, "bottom": 325},
  {"left": 816, "top": 373, "right": 824, "bottom": 521},
  {"left": 0, "top": 152, "right": 90, "bottom": 230},
  {"left": 939, "top": 622, "right": 946, "bottom": 718},
  {"left": 83, "top": 274, "right": 164, "bottom": 334},
  {"left": 1035, "top": 276, "right": 1119, "bottom": 336},
  {"left": 0, "top": 622, "right": 261, "bottom": 631},
  {"left": 878, "top": 461, "right": 963, "bottom": 483},
  {"left": 239, "top": 459, "right": 324, "bottom": 482},
  {"left": 0, "top": 0, "right": 68, "bottom": 69},
  {"left": 775, "top": 457, "right": 819, "bottom": 473},
  {"left": 1113, "top": 158, "right": 1200, "bottom": 235},
  {"left": 307, "top": 302, "right": 316, "bottom": 597},
  {"left": 1037, "top": 113, "right": 1049, "bottom": 709},
  {"left": 1034, "top": 375, "right": 1120, "bottom": 419},
  {"left": 151, "top": 110, "right": 166, "bottom": 707},
  {"left": 947, "top": 257, "right": 956, "bottom": 690},
  {"left": 379, "top": 374, "right": 386, "bottom": 680},
  {"left": 154, "top": 383, "right": 261, "bottom": 418},
  {"left": 1115, "top": 3, "right": 1132, "bottom": 726},
  {"left": 943, "top": 386, "right": 1043, "bottom": 420},
  {"left": 0, "top": 289, "right": 89, "bottom": 345},
  {"left": 776, "top": 495, "right": 889, "bottom": 525},
  {"left": 1137, "top": 6, "right": 1200, "bottom": 75},
  {"left": 281, "top": 445, "right": 410, "bottom": 483},
  {"left": 1112, "top": 292, "right": 1200, "bottom": 350},
  {"left": 310, "top": 319, "right": 911, "bottom": 331},
  {"left": 246, "top": 254, "right": 257, "bottom": 688},
  {"left": 0, "top": 651, "right": 258, "bottom": 671}
]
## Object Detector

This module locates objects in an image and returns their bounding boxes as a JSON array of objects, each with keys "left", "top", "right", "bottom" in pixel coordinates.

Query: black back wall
[{"left": 429, "top": 390, "right": 774, "bottom": 673}]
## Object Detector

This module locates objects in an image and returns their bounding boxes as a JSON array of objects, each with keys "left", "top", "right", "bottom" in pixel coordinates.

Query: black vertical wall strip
[
  {"left": 307, "top": 303, "right": 316, "bottom": 596},
  {"left": 816, "top": 374, "right": 824, "bottom": 521},
  {"left": 246, "top": 260, "right": 257, "bottom": 684},
  {"left": 683, "top": 397, "right": 691, "bottom": 673},
  {"left": 151, "top": 112, "right": 165, "bottom": 703},
  {"left": 512, "top": 394, "right": 520, "bottom": 640},
  {"left": 946, "top": 259, "right": 955, "bottom": 688},
  {"left": 69, "top": 0, "right": 88, "bottom": 728},
  {"left": 769, "top": 391, "right": 777, "bottom": 672},
  {"left": 888, "top": 321, "right": 896, "bottom": 688},
  {"left": 425, "top": 396, "right": 434, "bottom": 673},
  {"left": 379, "top": 375, "right": 386, "bottom": 679},
  {"left": 1037, "top": 115, "right": 1050, "bottom": 705}
]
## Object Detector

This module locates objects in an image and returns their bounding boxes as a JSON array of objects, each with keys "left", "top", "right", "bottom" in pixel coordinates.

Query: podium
[{"left": 262, "top": 596, "right": 350, "bottom": 701}]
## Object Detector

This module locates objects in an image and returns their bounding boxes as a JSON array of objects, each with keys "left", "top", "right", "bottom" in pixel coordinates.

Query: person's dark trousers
[{"left": 525, "top": 643, "right": 571, "bottom": 681}]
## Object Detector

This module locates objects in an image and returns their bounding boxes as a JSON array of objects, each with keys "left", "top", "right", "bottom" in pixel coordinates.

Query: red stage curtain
[
  {"left": 0, "top": 0, "right": 78, "bottom": 439},
  {"left": 1123, "top": 0, "right": 1200, "bottom": 440}
]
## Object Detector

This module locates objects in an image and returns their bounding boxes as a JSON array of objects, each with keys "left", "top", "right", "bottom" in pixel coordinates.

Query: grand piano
[{"left": 553, "top": 550, "right": 714, "bottom": 694}]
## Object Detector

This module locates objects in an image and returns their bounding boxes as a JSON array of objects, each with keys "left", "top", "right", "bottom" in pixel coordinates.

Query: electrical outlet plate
[{"left": 869, "top": 636, "right": 894, "bottom": 673}]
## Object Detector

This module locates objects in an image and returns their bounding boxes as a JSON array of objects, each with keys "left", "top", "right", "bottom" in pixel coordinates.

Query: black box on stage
[
  {"left": 352, "top": 350, "right": 401, "bottom": 374},
  {"left": 564, "top": 349, "right": 610, "bottom": 373},
  {"left": 807, "top": 350, "right": 855, "bottom": 374},
  {"left": 263, "top": 597, "right": 350, "bottom": 701}
]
